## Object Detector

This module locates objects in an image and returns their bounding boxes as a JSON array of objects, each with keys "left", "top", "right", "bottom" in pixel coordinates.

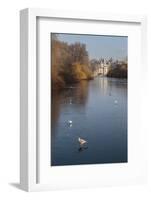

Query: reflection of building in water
[{"left": 98, "top": 77, "right": 109, "bottom": 95}]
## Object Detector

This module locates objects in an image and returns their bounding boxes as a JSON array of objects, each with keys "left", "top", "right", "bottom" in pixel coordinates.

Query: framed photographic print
[{"left": 20, "top": 8, "right": 147, "bottom": 191}]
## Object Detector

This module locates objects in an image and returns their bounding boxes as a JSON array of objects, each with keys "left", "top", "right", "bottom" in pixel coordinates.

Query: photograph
[{"left": 51, "top": 33, "right": 128, "bottom": 166}]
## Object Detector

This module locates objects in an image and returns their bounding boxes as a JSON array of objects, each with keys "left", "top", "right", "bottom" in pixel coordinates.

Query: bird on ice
[
  {"left": 114, "top": 100, "right": 118, "bottom": 104},
  {"left": 78, "top": 137, "right": 87, "bottom": 146},
  {"left": 67, "top": 120, "right": 73, "bottom": 127}
]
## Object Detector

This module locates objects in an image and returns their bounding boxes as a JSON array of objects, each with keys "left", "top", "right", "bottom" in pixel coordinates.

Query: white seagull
[
  {"left": 67, "top": 120, "right": 73, "bottom": 127},
  {"left": 78, "top": 137, "right": 87, "bottom": 146},
  {"left": 114, "top": 100, "right": 118, "bottom": 104}
]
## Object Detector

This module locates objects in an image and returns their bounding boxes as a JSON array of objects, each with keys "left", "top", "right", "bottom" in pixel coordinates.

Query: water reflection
[
  {"left": 78, "top": 146, "right": 88, "bottom": 152},
  {"left": 51, "top": 76, "right": 127, "bottom": 166},
  {"left": 51, "top": 80, "right": 89, "bottom": 122}
]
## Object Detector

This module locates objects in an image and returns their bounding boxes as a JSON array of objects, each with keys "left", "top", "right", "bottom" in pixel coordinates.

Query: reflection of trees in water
[
  {"left": 51, "top": 80, "right": 89, "bottom": 132},
  {"left": 108, "top": 78, "right": 127, "bottom": 87},
  {"left": 51, "top": 77, "right": 127, "bottom": 134},
  {"left": 57, "top": 80, "right": 89, "bottom": 106},
  {"left": 70, "top": 81, "right": 89, "bottom": 105},
  {"left": 106, "top": 78, "right": 127, "bottom": 101},
  {"left": 51, "top": 90, "right": 61, "bottom": 132}
]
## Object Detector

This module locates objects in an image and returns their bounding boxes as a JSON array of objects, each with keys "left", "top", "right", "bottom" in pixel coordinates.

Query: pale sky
[{"left": 55, "top": 33, "right": 128, "bottom": 61}]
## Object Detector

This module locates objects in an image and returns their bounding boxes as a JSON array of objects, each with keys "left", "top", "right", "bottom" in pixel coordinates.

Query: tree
[{"left": 51, "top": 34, "right": 93, "bottom": 89}]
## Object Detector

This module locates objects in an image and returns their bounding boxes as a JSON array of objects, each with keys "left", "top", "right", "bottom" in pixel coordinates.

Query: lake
[{"left": 51, "top": 76, "right": 127, "bottom": 166}]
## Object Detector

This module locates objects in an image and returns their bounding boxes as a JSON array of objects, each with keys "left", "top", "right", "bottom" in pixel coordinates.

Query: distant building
[
  {"left": 90, "top": 59, "right": 110, "bottom": 77},
  {"left": 100, "top": 60, "right": 110, "bottom": 75}
]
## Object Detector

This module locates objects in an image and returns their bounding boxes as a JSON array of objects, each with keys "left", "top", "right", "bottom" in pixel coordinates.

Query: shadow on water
[{"left": 78, "top": 146, "right": 88, "bottom": 152}]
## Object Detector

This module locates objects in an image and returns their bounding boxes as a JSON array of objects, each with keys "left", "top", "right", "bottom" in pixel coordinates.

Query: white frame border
[{"left": 20, "top": 8, "right": 147, "bottom": 191}]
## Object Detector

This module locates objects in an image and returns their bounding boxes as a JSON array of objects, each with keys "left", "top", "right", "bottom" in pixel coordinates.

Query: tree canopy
[{"left": 51, "top": 34, "right": 93, "bottom": 89}]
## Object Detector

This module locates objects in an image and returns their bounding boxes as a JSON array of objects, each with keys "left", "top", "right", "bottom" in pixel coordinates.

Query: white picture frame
[{"left": 20, "top": 8, "right": 147, "bottom": 192}]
